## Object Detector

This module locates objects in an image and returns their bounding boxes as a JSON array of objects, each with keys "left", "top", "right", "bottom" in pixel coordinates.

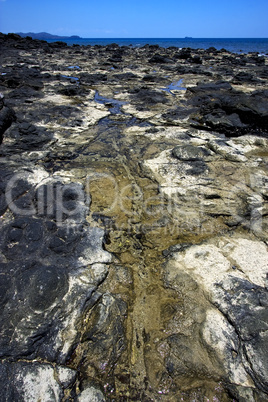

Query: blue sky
[{"left": 0, "top": 0, "right": 267, "bottom": 38}]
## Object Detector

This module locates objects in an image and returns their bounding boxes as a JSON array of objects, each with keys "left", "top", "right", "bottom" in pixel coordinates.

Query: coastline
[
  {"left": 43, "top": 37, "right": 268, "bottom": 53},
  {"left": 3, "top": 32, "right": 268, "bottom": 53},
  {"left": 0, "top": 33, "right": 268, "bottom": 401}
]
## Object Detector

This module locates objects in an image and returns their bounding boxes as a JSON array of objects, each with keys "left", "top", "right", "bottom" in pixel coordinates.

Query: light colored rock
[
  {"left": 143, "top": 149, "right": 211, "bottom": 197},
  {"left": 168, "top": 237, "right": 268, "bottom": 293},
  {"left": 77, "top": 386, "right": 106, "bottom": 402},
  {"left": 77, "top": 227, "right": 112, "bottom": 266},
  {"left": 56, "top": 366, "right": 77, "bottom": 387},
  {"left": 209, "top": 140, "right": 247, "bottom": 162},
  {"left": 202, "top": 309, "right": 254, "bottom": 387},
  {"left": 122, "top": 104, "right": 159, "bottom": 119},
  {"left": 16, "top": 364, "right": 62, "bottom": 402},
  {"left": 84, "top": 103, "right": 110, "bottom": 126},
  {"left": 227, "top": 238, "right": 268, "bottom": 287}
]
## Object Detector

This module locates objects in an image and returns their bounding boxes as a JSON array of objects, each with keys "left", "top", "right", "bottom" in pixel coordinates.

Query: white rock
[
  {"left": 77, "top": 386, "right": 105, "bottom": 402},
  {"left": 57, "top": 366, "right": 76, "bottom": 387},
  {"left": 16, "top": 365, "right": 62, "bottom": 402},
  {"left": 202, "top": 309, "right": 254, "bottom": 387},
  {"left": 228, "top": 238, "right": 268, "bottom": 287}
]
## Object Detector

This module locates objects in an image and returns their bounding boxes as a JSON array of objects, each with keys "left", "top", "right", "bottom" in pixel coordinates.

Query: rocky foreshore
[{"left": 0, "top": 33, "right": 268, "bottom": 401}]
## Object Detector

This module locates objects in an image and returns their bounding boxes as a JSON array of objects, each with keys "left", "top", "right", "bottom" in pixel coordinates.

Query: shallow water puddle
[
  {"left": 161, "top": 78, "right": 186, "bottom": 94},
  {"left": 61, "top": 74, "right": 79, "bottom": 82},
  {"left": 94, "top": 90, "right": 127, "bottom": 114}
]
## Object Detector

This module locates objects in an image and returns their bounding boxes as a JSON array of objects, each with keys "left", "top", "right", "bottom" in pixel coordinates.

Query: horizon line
[{"left": 2, "top": 33, "right": 268, "bottom": 39}]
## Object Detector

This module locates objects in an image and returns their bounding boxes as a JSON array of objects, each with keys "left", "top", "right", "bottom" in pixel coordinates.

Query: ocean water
[{"left": 46, "top": 38, "right": 268, "bottom": 54}]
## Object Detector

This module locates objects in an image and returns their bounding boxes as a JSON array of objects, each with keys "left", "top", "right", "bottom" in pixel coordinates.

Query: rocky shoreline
[{"left": 0, "top": 33, "right": 268, "bottom": 401}]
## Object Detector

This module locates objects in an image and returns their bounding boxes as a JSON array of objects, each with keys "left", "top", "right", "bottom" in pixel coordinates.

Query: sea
[{"left": 45, "top": 38, "right": 268, "bottom": 54}]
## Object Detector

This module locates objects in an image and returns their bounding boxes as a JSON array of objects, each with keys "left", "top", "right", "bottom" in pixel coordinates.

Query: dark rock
[
  {"left": 0, "top": 98, "right": 16, "bottom": 144},
  {"left": 166, "top": 334, "right": 215, "bottom": 378},
  {"left": 18, "top": 264, "right": 68, "bottom": 311},
  {"left": 162, "top": 106, "right": 197, "bottom": 122},
  {"left": 7, "top": 33, "right": 21, "bottom": 40},
  {"left": 162, "top": 243, "right": 191, "bottom": 257},
  {"left": 187, "top": 82, "right": 268, "bottom": 136},
  {"left": 171, "top": 145, "right": 210, "bottom": 175},
  {"left": 113, "top": 72, "right": 137, "bottom": 80},
  {"left": 149, "top": 54, "right": 173, "bottom": 64},
  {"left": 80, "top": 73, "right": 107, "bottom": 84},
  {"left": 232, "top": 71, "right": 257, "bottom": 83},
  {"left": 186, "top": 160, "right": 208, "bottom": 175},
  {"left": 106, "top": 43, "right": 120, "bottom": 51},
  {"left": 8, "top": 86, "right": 43, "bottom": 100},
  {"left": 214, "top": 278, "right": 268, "bottom": 393},
  {"left": 0, "top": 173, "right": 109, "bottom": 361},
  {"left": 107, "top": 56, "right": 122, "bottom": 63},
  {"left": 172, "top": 145, "right": 211, "bottom": 161},
  {"left": 131, "top": 87, "right": 169, "bottom": 106},
  {"left": 142, "top": 74, "right": 159, "bottom": 82},
  {"left": 49, "top": 41, "right": 67, "bottom": 48},
  {"left": 207, "top": 46, "right": 217, "bottom": 53},
  {"left": 187, "top": 81, "right": 233, "bottom": 95},
  {"left": 3, "top": 122, "right": 53, "bottom": 151},
  {"left": 248, "top": 55, "right": 265, "bottom": 65},
  {"left": 0, "top": 67, "right": 44, "bottom": 91},
  {"left": 175, "top": 48, "right": 191, "bottom": 60},
  {"left": 81, "top": 293, "right": 127, "bottom": 378},
  {"left": 259, "top": 68, "right": 268, "bottom": 79},
  {"left": 190, "top": 55, "right": 202, "bottom": 64},
  {"left": 58, "top": 85, "right": 82, "bottom": 96}
]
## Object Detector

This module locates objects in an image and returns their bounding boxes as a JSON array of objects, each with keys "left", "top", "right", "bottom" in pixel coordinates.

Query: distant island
[{"left": 16, "top": 32, "right": 81, "bottom": 40}]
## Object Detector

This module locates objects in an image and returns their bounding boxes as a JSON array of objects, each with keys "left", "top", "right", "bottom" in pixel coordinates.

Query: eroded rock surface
[{"left": 0, "top": 33, "right": 267, "bottom": 401}]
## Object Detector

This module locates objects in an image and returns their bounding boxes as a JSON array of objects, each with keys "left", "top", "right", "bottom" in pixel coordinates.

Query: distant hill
[{"left": 16, "top": 32, "right": 81, "bottom": 40}]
